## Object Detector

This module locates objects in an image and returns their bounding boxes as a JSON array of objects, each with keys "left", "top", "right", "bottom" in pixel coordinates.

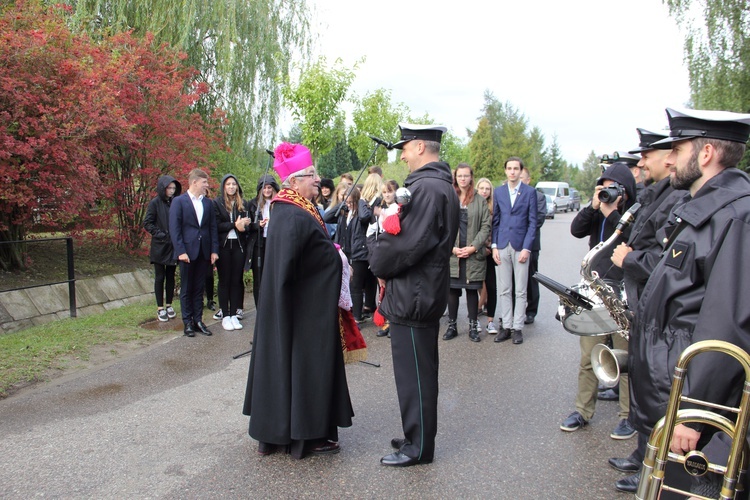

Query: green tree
[
  {"left": 664, "top": 0, "right": 749, "bottom": 113},
  {"left": 69, "top": 0, "right": 312, "bottom": 152},
  {"left": 468, "top": 117, "right": 503, "bottom": 180},
  {"left": 543, "top": 135, "right": 567, "bottom": 181},
  {"left": 350, "top": 88, "right": 406, "bottom": 166},
  {"left": 441, "top": 132, "right": 470, "bottom": 170},
  {"left": 281, "top": 57, "right": 356, "bottom": 161},
  {"left": 317, "top": 114, "right": 353, "bottom": 179},
  {"left": 572, "top": 151, "right": 602, "bottom": 200}
]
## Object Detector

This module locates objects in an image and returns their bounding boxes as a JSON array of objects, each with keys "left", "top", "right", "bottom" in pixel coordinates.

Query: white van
[{"left": 535, "top": 181, "right": 571, "bottom": 213}]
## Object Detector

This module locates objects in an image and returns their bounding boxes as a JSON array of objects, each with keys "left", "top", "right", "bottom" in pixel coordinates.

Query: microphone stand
[
  {"left": 335, "top": 140, "right": 384, "bottom": 218},
  {"left": 232, "top": 148, "right": 275, "bottom": 361}
]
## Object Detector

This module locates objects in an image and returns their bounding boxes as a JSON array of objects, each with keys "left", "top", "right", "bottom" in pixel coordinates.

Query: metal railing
[{"left": 0, "top": 237, "right": 76, "bottom": 318}]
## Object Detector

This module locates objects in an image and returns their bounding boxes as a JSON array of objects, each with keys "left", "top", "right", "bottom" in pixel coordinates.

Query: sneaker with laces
[
  {"left": 231, "top": 316, "right": 243, "bottom": 330},
  {"left": 212, "top": 309, "right": 223, "bottom": 320},
  {"left": 486, "top": 321, "right": 498, "bottom": 334},
  {"left": 157, "top": 309, "right": 169, "bottom": 322},
  {"left": 611, "top": 418, "right": 637, "bottom": 440},
  {"left": 165, "top": 306, "right": 176, "bottom": 319},
  {"left": 235, "top": 309, "right": 244, "bottom": 320},
  {"left": 560, "top": 411, "right": 588, "bottom": 432},
  {"left": 221, "top": 316, "right": 234, "bottom": 331}
]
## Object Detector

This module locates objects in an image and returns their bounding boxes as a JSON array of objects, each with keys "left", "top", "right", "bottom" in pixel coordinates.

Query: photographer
[{"left": 560, "top": 161, "right": 637, "bottom": 440}]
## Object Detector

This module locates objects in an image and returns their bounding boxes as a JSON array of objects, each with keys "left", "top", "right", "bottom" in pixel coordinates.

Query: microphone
[
  {"left": 265, "top": 148, "right": 275, "bottom": 158},
  {"left": 368, "top": 135, "right": 393, "bottom": 150}
]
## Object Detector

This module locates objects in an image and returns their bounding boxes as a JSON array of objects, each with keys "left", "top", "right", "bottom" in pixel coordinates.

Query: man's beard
[{"left": 671, "top": 149, "right": 702, "bottom": 190}]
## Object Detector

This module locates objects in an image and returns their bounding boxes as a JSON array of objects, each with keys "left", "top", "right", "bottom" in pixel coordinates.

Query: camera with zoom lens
[{"left": 598, "top": 182, "right": 625, "bottom": 204}]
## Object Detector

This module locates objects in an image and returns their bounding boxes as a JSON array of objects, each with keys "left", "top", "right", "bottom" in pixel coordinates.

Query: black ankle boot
[
  {"left": 443, "top": 320, "right": 458, "bottom": 340},
  {"left": 469, "top": 319, "right": 480, "bottom": 342}
]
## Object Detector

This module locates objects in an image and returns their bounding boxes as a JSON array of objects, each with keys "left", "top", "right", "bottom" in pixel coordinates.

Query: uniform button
[{"left": 662, "top": 238, "right": 669, "bottom": 244}]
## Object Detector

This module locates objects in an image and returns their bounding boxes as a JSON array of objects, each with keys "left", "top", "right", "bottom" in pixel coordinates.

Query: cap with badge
[
  {"left": 390, "top": 123, "right": 448, "bottom": 150},
  {"left": 651, "top": 108, "right": 750, "bottom": 149},
  {"left": 628, "top": 128, "right": 669, "bottom": 154},
  {"left": 600, "top": 151, "right": 640, "bottom": 167}
]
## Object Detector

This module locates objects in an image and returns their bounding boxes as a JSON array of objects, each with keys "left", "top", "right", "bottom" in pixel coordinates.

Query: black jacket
[
  {"left": 621, "top": 177, "right": 685, "bottom": 306},
  {"left": 531, "top": 189, "right": 547, "bottom": 252},
  {"left": 570, "top": 162, "right": 637, "bottom": 281},
  {"left": 630, "top": 168, "right": 750, "bottom": 436},
  {"left": 213, "top": 174, "right": 251, "bottom": 249},
  {"left": 143, "top": 175, "right": 182, "bottom": 265},
  {"left": 324, "top": 200, "right": 374, "bottom": 262},
  {"left": 368, "top": 161, "right": 459, "bottom": 328}
]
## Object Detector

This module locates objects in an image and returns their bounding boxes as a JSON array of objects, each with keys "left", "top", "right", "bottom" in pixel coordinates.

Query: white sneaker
[
  {"left": 487, "top": 321, "right": 498, "bottom": 334},
  {"left": 235, "top": 309, "right": 244, "bottom": 320},
  {"left": 221, "top": 316, "right": 234, "bottom": 331},
  {"left": 231, "top": 316, "right": 243, "bottom": 330},
  {"left": 212, "top": 309, "right": 223, "bottom": 320}
]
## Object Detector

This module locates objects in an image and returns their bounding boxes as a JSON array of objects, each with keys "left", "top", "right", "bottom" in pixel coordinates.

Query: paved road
[{"left": 0, "top": 211, "right": 641, "bottom": 499}]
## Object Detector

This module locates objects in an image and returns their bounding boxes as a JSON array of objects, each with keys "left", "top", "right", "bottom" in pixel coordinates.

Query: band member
[
  {"left": 368, "top": 124, "right": 459, "bottom": 466},
  {"left": 629, "top": 108, "right": 750, "bottom": 497},
  {"left": 606, "top": 128, "right": 685, "bottom": 493}
]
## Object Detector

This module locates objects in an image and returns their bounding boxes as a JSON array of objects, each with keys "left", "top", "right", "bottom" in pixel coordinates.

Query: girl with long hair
[
  {"left": 475, "top": 177, "right": 499, "bottom": 334},
  {"left": 246, "top": 174, "right": 280, "bottom": 307},
  {"left": 213, "top": 175, "right": 252, "bottom": 331}
]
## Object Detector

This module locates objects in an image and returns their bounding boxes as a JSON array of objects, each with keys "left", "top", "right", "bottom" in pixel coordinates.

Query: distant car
[
  {"left": 536, "top": 181, "right": 570, "bottom": 212},
  {"left": 544, "top": 194, "right": 556, "bottom": 219},
  {"left": 569, "top": 188, "right": 581, "bottom": 211}
]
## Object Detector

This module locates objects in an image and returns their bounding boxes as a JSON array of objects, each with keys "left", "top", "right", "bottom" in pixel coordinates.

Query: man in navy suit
[
  {"left": 491, "top": 157, "right": 537, "bottom": 345},
  {"left": 169, "top": 168, "right": 219, "bottom": 337}
]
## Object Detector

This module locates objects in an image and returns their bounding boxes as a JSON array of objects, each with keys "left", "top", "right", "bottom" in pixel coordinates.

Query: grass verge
[{"left": 0, "top": 301, "right": 173, "bottom": 399}]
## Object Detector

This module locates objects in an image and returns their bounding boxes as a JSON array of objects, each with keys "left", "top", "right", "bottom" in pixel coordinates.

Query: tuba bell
[{"left": 637, "top": 340, "right": 750, "bottom": 500}]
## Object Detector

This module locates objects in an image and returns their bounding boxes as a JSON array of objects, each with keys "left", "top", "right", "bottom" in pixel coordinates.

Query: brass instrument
[
  {"left": 637, "top": 340, "right": 750, "bottom": 500},
  {"left": 535, "top": 203, "right": 640, "bottom": 386},
  {"left": 535, "top": 202, "right": 640, "bottom": 340},
  {"left": 579, "top": 202, "right": 640, "bottom": 341}
]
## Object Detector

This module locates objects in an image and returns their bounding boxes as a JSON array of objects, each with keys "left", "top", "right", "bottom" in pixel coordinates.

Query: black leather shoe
[
  {"left": 377, "top": 326, "right": 390, "bottom": 337},
  {"left": 183, "top": 324, "right": 195, "bottom": 337},
  {"left": 390, "top": 437, "right": 407, "bottom": 449},
  {"left": 195, "top": 321, "right": 212, "bottom": 336},
  {"left": 380, "top": 451, "right": 432, "bottom": 467},
  {"left": 608, "top": 456, "right": 641, "bottom": 473},
  {"left": 512, "top": 329, "right": 523, "bottom": 344},
  {"left": 524, "top": 315, "right": 535, "bottom": 324},
  {"left": 442, "top": 323, "right": 458, "bottom": 340},
  {"left": 615, "top": 473, "right": 639, "bottom": 493},
  {"left": 494, "top": 329, "right": 511, "bottom": 343},
  {"left": 598, "top": 388, "right": 619, "bottom": 401},
  {"left": 308, "top": 440, "right": 340, "bottom": 455}
]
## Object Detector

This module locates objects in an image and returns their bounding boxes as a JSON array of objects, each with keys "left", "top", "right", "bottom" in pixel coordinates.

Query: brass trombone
[{"left": 637, "top": 340, "right": 750, "bottom": 500}]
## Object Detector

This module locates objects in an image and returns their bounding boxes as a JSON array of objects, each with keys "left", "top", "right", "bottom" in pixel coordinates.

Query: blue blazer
[
  {"left": 491, "top": 182, "right": 538, "bottom": 252},
  {"left": 169, "top": 192, "right": 219, "bottom": 261}
]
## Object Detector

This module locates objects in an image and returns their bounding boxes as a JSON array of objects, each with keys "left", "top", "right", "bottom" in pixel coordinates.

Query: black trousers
[
  {"left": 251, "top": 240, "right": 266, "bottom": 307},
  {"left": 525, "top": 250, "right": 540, "bottom": 317},
  {"left": 153, "top": 264, "right": 176, "bottom": 307},
  {"left": 216, "top": 239, "right": 245, "bottom": 316},
  {"left": 389, "top": 322, "right": 439, "bottom": 462},
  {"left": 350, "top": 260, "right": 369, "bottom": 320},
  {"left": 484, "top": 256, "right": 497, "bottom": 318},
  {"left": 179, "top": 253, "right": 209, "bottom": 325}
]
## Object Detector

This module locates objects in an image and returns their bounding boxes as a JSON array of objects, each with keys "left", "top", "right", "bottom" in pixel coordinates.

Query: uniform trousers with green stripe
[{"left": 389, "top": 322, "right": 439, "bottom": 462}]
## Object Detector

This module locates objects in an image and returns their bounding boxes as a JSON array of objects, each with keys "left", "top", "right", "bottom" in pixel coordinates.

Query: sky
[{"left": 305, "top": 0, "right": 692, "bottom": 167}]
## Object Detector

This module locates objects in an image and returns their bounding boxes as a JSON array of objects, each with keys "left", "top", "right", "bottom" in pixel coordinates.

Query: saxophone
[{"left": 579, "top": 202, "right": 640, "bottom": 341}]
